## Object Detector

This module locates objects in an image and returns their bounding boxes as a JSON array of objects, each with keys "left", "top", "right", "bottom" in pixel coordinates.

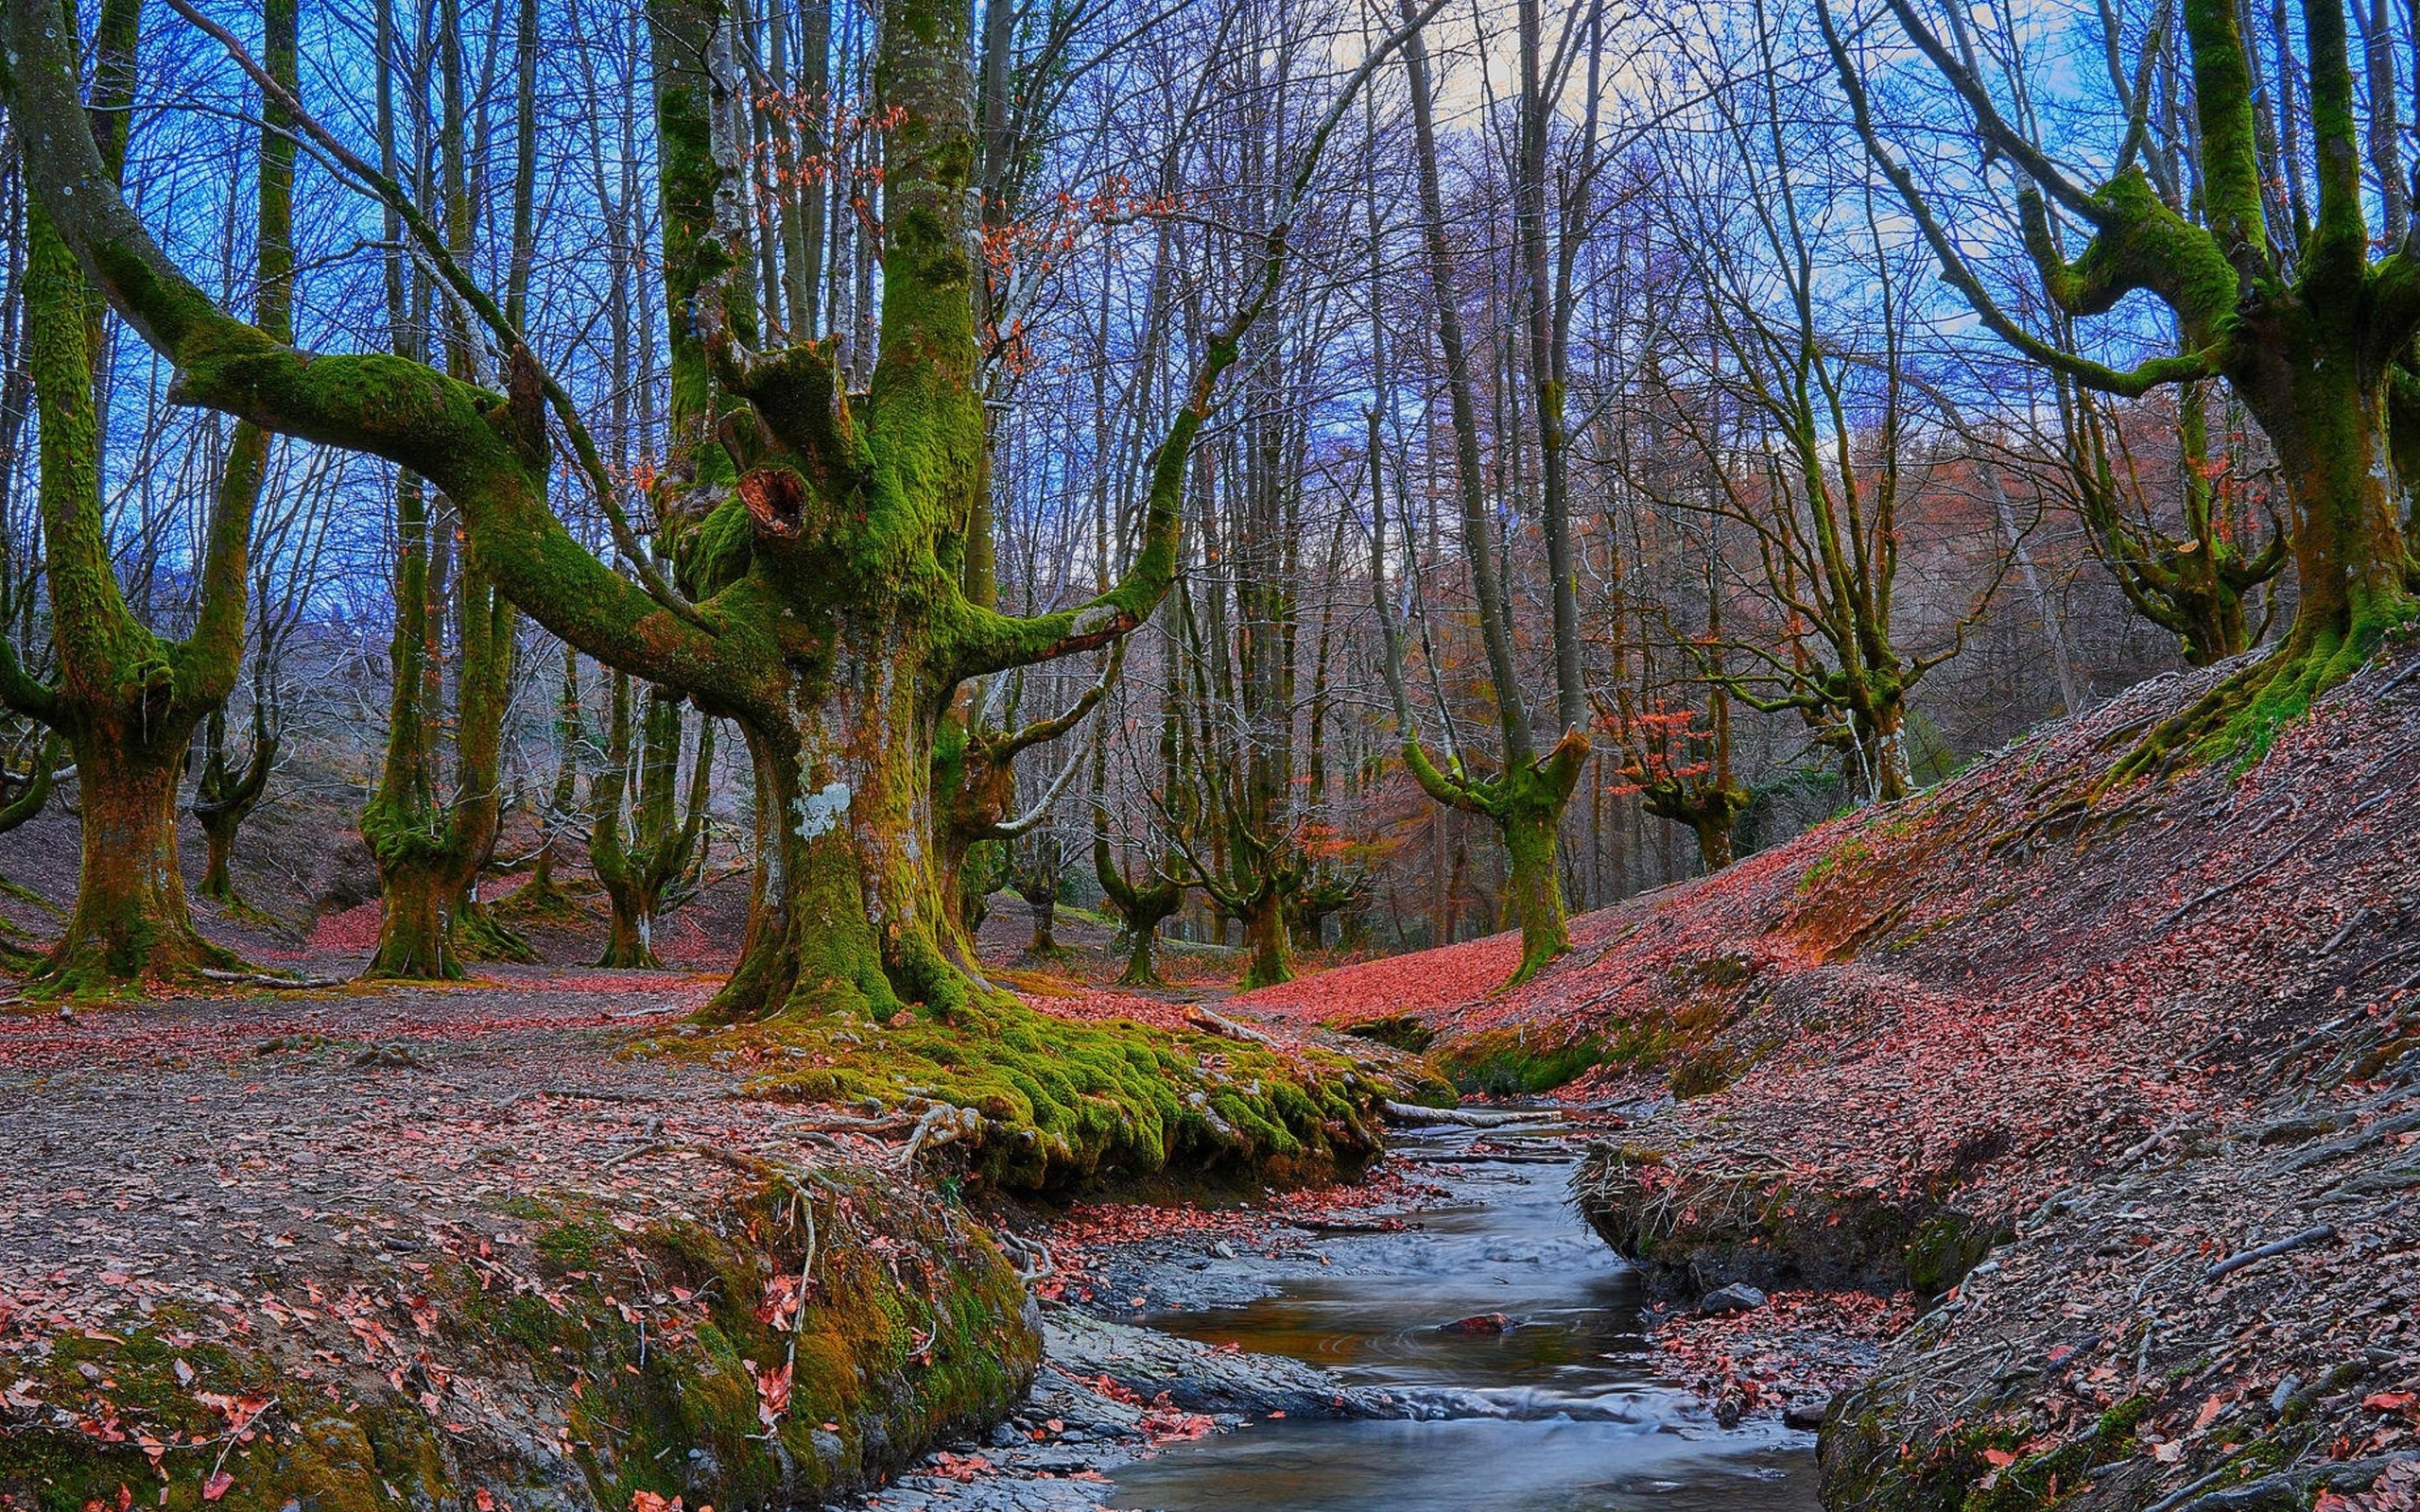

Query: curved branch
[
  {"left": 1, "top": 0, "right": 742, "bottom": 712},
  {"left": 1878, "top": 0, "right": 2116, "bottom": 224},
  {"left": 1817, "top": 0, "right": 2220, "bottom": 398},
  {"left": 159, "top": 0, "right": 714, "bottom": 636}
]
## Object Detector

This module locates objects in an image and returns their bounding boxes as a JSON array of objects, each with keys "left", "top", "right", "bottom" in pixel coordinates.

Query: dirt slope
[{"left": 1241, "top": 642, "right": 2420, "bottom": 1511}]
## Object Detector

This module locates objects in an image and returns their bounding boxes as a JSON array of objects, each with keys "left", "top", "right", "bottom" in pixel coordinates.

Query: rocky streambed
[{"left": 856, "top": 1121, "right": 1828, "bottom": 1512}]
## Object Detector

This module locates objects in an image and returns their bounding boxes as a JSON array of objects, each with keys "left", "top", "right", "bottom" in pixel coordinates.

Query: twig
[
  {"left": 2158, "top": 838, "right": 2298, "bottom": 931},
  {"left": 778, "top": 1184, "right": 819, "bottom": 1409},
  {"left": 2204, "top": 1224, "right": 2337, "bottom": 1284},
  {"left": 2323, "top": 906, "right": 2375, "bottom": 954},
  {"left": 202, "top": 1396, "right": 279, "bottom": 1491}
]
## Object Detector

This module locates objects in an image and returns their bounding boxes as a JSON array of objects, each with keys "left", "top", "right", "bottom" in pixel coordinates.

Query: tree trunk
[
  {"left": 2120, "top": 313, "right": 2416, "bottom": 777},
  {"left": 704, "top": 648, "right": 966, "bottom": 1022},
  {"left": 199, "top": 818, "right": 237, "bottom": 902},
  {"left": 41, "top": 738, "right": 236, "bottom": 992},
  {"left": 1117, "top": 927, "right": 1163, "bottom": 988},
  {"left": 1500, "top": 799, "right": 1568, "bottom": 986},
  {"left": 371, "top": 864, "right": 455, "bottom": 979},
  {"left": 1691, "top": 813, "right": 1737, "bottom": 873},
  {"left": 1238, "top": 892, "right": 1291, "bottom": 991}
]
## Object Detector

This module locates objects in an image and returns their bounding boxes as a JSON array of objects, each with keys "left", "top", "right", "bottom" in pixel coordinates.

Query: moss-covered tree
[
  {"left": 498, "top": 642, "right": 590, "bottom": 921},
  {"left": 1092, "top": 804, "right": 1182, "bottom": 988},
  {"left": 3, "top": 0, "right": 1426, "bottom": 1018},
  {"left": 2058, "top": 380, "right": 2287, "bottom": 667},
  {"left": 1824, "top": 0, "right": 2420, "bottom": 770},
  {"left": 1368, "top": 1, "right": 1592, "bottom": 987},
  {"left": 0, "top": 0, "right": 281, "bottom": 992},
  {"left": 1598, "top": 541, "right": 1750, "bottom": 875},
  {"left": 356, "top": 0, "right": 529, "bottom": 977},
  {"left": 590, "top": 672, "right": 716, "bottom": 968},
  {"left": 191, "top": 699, "right": 272, "bottom": 905}
]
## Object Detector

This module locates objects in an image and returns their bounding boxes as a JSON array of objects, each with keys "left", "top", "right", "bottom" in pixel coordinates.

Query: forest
[{"left": 0, "top": 0, "right": 2414, "bottom": 1505}]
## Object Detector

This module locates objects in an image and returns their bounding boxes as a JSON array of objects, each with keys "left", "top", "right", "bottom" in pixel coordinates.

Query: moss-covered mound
[
  {"left": 640, "top": 996, "right": 1409, "bottom": 1193},
  {"left": 0, "top": 1169, "right": 1036, "bottom": 1512}
]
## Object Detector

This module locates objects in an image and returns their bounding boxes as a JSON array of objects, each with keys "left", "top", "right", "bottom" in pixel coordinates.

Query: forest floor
[
  {"left": 9, "top": 641, "right": 2420, "bottom": 1510},
  {"left": 1240, "top": 640, "right": 2420, "bottom": 1510},
  {"left": 0, "top": 813, "right": 1431, "bottom": 1509}
]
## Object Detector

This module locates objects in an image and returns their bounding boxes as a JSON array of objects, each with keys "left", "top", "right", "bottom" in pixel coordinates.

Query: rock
[
  {"left": 1784, "top": 1396, "right": 1832, "bottom": 1431},
  {"left": 1436, "top": 1312, "right": 1516, "bottom": 1335},
  {"left": 1715, "top": 1388, "right": 1745, "bottom": 1428},
  {"left": 1209, "top": 1240, "right": 1238, "bottom": 1260},
  {"left": 1699, "top": 1282, "right": 1767, "bottom": 1314},
  {"left": 1043, "top": 1305, "right": 1398, "bottom": 1418}
]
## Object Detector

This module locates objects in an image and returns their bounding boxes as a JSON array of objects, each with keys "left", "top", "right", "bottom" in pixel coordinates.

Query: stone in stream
[
  {"left": 1436, "top": 1312, "right": 1517, "bottom": 1335},
  {"left": 1783, "top": 1396, "right": 1833, "bottom": 1431},
  {"left": 1698, "top": 1281, "right": 1768, "bottom": 1314},
  {"left": 1042, "top": 1304, "right": 1402, "bottom": 1418}
]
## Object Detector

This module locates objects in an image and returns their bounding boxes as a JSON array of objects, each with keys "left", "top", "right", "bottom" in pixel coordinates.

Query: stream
[{"left": 1098, "top": 1124, "right": 1822, "bottom": 1512}]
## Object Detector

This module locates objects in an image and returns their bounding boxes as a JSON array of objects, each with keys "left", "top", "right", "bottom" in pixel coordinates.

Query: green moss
[
  {"left": 2, "top": 1176, "right": 1035, "bottom": 1512},
  {"left": 641, "top": 996, "right": 1403, "bottom": 1192},
  {"left": 1905, "top": 1211, "right": 2003, "bottom": 1297},
  {"left": 1441, "top": 1029, "right": 1611, "bottom": 1097},
  {"left": 0, "top": 1316, "right": 445, "bottom": 1512},
  {"left": 1345, "top": 1014, "right": 1437, "bottom": 1055}
]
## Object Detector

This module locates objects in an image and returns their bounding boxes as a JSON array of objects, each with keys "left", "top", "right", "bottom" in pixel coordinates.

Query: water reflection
[{"left": 1104, "top": 1127, "right": 1821, "bottom": 1511}]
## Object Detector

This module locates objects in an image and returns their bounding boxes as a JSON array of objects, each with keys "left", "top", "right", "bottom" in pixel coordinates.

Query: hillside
[{"left": 1241, "top": 642, "right": 2420, "bottom": 1511}]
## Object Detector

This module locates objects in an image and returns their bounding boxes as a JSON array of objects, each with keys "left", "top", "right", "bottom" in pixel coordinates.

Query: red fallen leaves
[
  {"left": 193, "top": 1391, "right": 272, "bottom": 1437},
  {"left": 927, "top": 1451, "right": 993, "bottom": 1482},
  {"left": 2316, "top": 1460, "right": 2420, "bottom": 1511},
  {"left": 305, "top": 902, "right": 383, "bottom": 952},
  {"left": 199, "top": 1473, "right": 233, "bottom": 1503},
  {"left": 745, "top": 1359, "right": 792, "bottom": 1428},
  {"left": 1034, "top": 1164, "right": 1448, "bottom": 1303},
  {"left": 1651, "top": 1291, "right": 1916, "bottom": 1418}
]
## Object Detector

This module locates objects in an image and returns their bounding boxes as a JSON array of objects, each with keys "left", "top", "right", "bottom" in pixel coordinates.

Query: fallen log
[
  {"left": 1379, "top": 1099, "right": 1552, "bottom": 1129},
  {"left": 199, "top": 968, "right": 345, "bottom": 989}
]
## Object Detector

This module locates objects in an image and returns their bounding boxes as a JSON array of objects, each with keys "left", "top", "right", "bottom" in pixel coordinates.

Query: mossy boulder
[{"left": 0, "top": 1170, "right": 1036, "bottom": 1512}]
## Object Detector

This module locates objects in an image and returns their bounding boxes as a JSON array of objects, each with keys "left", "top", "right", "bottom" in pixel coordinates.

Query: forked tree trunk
[{"left": 193, "top": 706, "right": 274, "bottom": 904}]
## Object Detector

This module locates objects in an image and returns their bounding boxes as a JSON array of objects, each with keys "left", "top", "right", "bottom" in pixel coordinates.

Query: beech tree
[
  {"left": 355, "top": 0, "right": 542, "bottom": 977},
  {"left": 1365, "top": 0, "right": 1600, "bottom": 986},
  {"left": 1823, "top": 0, "right": 2420, "bottom": 771},
  {"left": 3, "top": 0, "right": 1431, "bottom": 1018},
  {"left": 2056, "top": 382, "right": 2286, "bottom": 667},
  {"left": 589, "top": 672, "right": 715, "bottom": 968},
  {"left": 0, "top": 0, "right": 282, "bottom": 992}
]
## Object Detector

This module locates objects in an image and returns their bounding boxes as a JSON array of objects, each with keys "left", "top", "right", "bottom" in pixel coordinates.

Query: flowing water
[{"left": 1103, "top": 1125, "right": 1823, "bottom": 1512}]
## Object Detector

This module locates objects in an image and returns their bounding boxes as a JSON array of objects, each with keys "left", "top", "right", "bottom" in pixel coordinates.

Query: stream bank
[{"left": 856, "top": 1121, "right": 1832, "bottom": 1512}]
